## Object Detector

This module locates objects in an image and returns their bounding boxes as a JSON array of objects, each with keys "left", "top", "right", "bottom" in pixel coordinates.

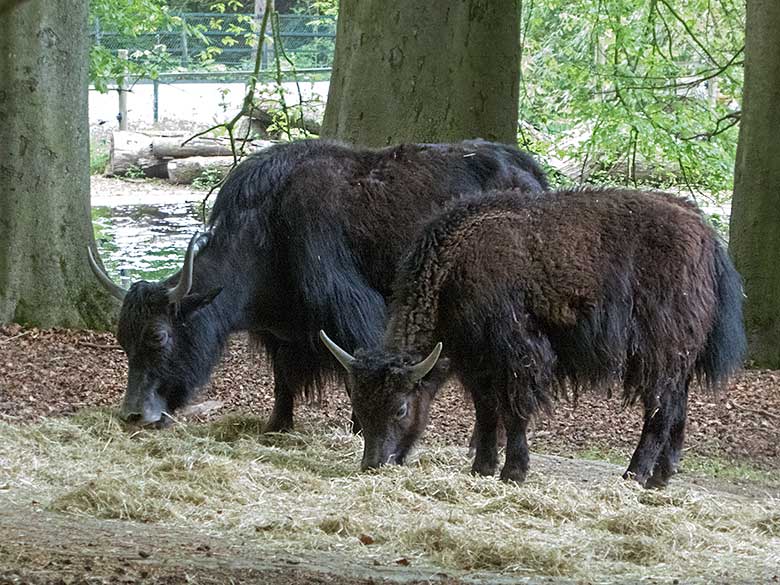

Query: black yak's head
[
  {"left": 319, "top": 331, "right": 449, "bottom": 470},
  {"left": 88, "top": 233, "right": 221, "bottom": 428}
]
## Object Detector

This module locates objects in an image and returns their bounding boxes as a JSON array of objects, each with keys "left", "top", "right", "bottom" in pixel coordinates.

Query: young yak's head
[{"left": 319, "top": 330, "right": 449, "bottom": 470}]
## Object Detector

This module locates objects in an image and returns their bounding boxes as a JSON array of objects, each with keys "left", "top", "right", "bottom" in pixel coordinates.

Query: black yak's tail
[{"left": 697, "top": 242, "right": 747, "bottom": 388}]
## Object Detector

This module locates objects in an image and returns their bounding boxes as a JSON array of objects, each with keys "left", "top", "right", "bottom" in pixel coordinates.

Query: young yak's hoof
[{"left": 499, "top": 465, "right": 527, "bottom": 484}]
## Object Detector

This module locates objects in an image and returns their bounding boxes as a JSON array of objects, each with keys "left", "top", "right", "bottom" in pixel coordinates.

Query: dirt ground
[
  {"left": 1, "top": 325, "right": 779, "bottom": 584},
  {"left": 2, "top": 453, "right": 775, "bottom": 585}
]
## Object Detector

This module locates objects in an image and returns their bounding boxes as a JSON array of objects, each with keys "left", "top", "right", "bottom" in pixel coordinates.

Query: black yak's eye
[
  {"left": 395, "top": 401, "right": 409, "bottom": 420},
  {"left": 154, "top": 329, "right": 171, "bottom": 349}
]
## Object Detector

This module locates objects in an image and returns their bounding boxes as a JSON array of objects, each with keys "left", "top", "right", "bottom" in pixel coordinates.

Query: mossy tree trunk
[
  {"left": 729, "top": 0, "right": 780, "bottom": 368},
  {"left": 0, "top": 0, "right": 116, "bottom": 329},
  {"left": 321, "top": 0, "right": 520, "bottom": 147}
]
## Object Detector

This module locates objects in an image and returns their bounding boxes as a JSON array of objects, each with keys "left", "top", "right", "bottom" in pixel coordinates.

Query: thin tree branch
[
  {"left": 188, "top": 0, "right": 274, "bottom": 219},
  {"left": 183, "top": 0, "right": 273, "bottom": 150},
  {"left": 597, "top": 47, "right": 743, "bottom": 94},
  {"left": 682, "top": 111, "right": 741, "bottom": 141},
  {"left": 657, "top": 0, "right": 720, "bottom": 66}
]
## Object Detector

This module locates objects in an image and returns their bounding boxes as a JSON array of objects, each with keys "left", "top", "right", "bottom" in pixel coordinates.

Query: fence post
[
  {"left": 153, "top": 78, "right": 159, "bottom": 125},
  {"left": 180, "top": 14, "right": 189, "bottom": 66},
  {"left": 94, "top": 16, "right": 102, "bottom": 45},
  {"left": 117, "top": 49, "right": 128, "bottom": 131},
  {"left": 254, "top": 0, "right": 275, "bottom": 69}
]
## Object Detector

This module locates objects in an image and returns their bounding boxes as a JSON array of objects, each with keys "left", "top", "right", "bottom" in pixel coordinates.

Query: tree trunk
[
  {"left": 729, "top": 0, "right": 780, "bottom": 368},
  {"left": 321, "top": 0, "right": 520, "bottom": 147},
  {"left": 0, "top": 0, "right": 116, "bottom": 328}
]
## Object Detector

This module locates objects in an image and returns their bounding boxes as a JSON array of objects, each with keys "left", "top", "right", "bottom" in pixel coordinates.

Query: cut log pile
[{"left": 108, "top": 131, "right": 276, "bottom": 184}]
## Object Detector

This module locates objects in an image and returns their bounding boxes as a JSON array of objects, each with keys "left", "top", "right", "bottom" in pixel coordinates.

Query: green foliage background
[
  {"left": 518, "top": 0, "right": 744, "bottom": 196},
  {"left": 89, "top": 0, "right": 744, "bottom": 196}
]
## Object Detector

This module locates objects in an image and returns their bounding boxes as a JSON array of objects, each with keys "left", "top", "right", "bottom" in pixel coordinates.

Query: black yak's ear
[{"left": 177, "top": 287, "right": 223, "bottom": 317}]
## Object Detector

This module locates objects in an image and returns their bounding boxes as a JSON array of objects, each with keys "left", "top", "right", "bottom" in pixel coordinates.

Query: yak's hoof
[
  {"left": 645, "top": 466, "right": 674, "bottom": 489},
  {"left": 264, "top": 416, "right": 293, "bottom": 433},
  {"left": 499, "top": 465, "right": 527, "bottom": 484},
  {"left": 644, "top": 474, "right": 670, "bottom": 490},
  {"left": 471, "top": 459, "right": 498, "bottom": 477},
  {"left": 350, "top": 417, "right": 362, "bottom": 435},
  {"left": 622, "top": 469, "right": 652, "bottom": 488}
]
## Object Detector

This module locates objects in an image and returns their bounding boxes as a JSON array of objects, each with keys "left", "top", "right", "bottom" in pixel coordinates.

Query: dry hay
[{"left": 0, "top": 409, "right": 778, "bottom": 584}]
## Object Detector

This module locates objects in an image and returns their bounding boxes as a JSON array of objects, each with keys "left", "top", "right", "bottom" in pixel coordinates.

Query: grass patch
[
  {"left": 90, "top": 140, "right": 110, "bottom": 175},
  {"left": 0, "top": 411, "right": 778, "bottom": 583},
  {"left": 680, "top": 454, "right": 780, "bottom": 485},
  {"left": 559, "top": 443, "right": 779, "bottom": 486}
]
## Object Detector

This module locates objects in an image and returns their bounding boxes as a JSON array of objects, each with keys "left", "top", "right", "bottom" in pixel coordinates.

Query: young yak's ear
[
  {"left": 429, "top": 357, "right": 451, "bottom": 384},
  {"left": 178, "top": 287, "right": 223, "bottom": 317}
]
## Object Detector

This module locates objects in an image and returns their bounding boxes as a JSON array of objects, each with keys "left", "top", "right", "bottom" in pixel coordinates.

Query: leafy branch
[
  {"left": 181, "top": 0, "right": 273, "bottom": 223},
  {"left": 682, "top": 111, "right": 741, "bottom": 141}
]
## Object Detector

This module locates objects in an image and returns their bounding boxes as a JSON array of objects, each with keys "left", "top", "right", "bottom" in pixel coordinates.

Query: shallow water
[{"left": 92, "top": 200, "right": 206, "bottom": 283}]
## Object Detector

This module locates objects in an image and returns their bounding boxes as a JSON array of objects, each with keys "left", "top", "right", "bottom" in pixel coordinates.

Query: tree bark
[
  {"left": 321, "top": 0, "right": 520, "bottom": 147},
  {"left": 729, "top": 0, "right": 780, "bottom": 367},
  {"left": 0, "top": 0, "right": 116, "bottom": 328}
]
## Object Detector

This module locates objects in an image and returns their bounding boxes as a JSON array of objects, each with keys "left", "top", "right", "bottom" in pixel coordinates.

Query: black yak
[
  {"left": 88, "top": 139, "right": 548, "bottom": 429},
  {"left": 320, "top": 188, "right": 746, "bottom": 487}
]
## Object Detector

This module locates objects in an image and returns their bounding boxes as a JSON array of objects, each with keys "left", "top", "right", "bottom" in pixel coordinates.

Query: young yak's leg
[
  {"left": 646, "top": 380, "right": 689, "bottom": 488},
  {"left": 623, "top": 382, "right": 678, "bottom": 487},
  {"left": 500, "top": 411, "right": 531, "bottom": 483},
  {"left": 463, "top": 374, "right": 500, "bottom": 476},
  {"left": 468, "top": 412, "right": 507, "bottom": 459}
]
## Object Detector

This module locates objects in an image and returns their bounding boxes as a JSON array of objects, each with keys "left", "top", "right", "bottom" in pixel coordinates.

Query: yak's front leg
[
  {"left": 468, "top": 412, "right": 506, "bottom": 458},
  {"left": 264, "top": 341, "right": 305, "bottom": 433}
]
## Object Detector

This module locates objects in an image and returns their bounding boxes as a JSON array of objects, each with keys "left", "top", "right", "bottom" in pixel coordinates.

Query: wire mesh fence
[{"left": 92, "top": 12, "right": 335, "bottom": 73}]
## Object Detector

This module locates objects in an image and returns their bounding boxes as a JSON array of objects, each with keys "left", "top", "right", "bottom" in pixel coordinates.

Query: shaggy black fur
[
  {"left": 347, "top": 188, "right": 746, "bottom": 487},
  {"left": 112, "top": 138, "right": 548, "bottom": 430}
]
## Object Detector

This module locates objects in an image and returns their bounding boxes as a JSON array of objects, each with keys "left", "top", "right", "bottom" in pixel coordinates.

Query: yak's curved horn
[
  {"left": 319, "top": 330, "right": 356, "bottom": 373},
  {"left": 168, "top": 231, "right": 209, "bottom": 304},
  {"left": 87, "top": 247, "right": 127, "bottom": 301},
  {"left": 410, "top": 342, "right": 443, "bottom": 382}
]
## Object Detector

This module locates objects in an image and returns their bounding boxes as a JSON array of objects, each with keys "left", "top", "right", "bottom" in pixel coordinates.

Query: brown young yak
[{"left": 321, "top": 188, "right": 746, "bottom": 488}]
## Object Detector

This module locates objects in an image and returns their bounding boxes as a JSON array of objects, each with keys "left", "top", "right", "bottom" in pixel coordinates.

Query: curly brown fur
[{"left": 348, "top": 187, "right": 745, "bottom": 486}]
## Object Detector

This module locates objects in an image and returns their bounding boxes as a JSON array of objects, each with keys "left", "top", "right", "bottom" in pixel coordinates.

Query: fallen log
[
  {"left": 152, "top": 135, "right": 275, "bottom": 158},
  {"left": 237, "top": 109, "right": 322, "bottom": 139},
  {"left": 167, "top": 156, "right": 235, "bottom": 185},
  {"left": 108, "top": 131, "right": 276, "bottom": 178},
  {"left": 107, "top": 131, "right": 168, "bottom": 178}
]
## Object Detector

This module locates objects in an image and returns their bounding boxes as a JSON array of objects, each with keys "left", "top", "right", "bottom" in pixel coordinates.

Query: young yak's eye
[{"left": 395, "top": 401, "right": 409, "bottom": 421}]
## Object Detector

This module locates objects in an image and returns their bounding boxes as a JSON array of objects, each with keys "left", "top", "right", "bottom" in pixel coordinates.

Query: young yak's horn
[
  {"left": 410, "top": 342, "right": 443, "bottom": 382},
  {"left": 319, "top": 330, "right": 356, "bottom": 373}
]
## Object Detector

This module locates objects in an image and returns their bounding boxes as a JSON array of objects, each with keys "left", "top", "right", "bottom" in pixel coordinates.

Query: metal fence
[{"left": 92, "top": 12, "right": 336, "bottom": 72}]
